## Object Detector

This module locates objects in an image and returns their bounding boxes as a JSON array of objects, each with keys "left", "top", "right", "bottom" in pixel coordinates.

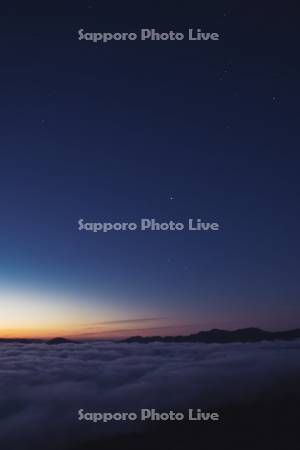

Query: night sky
[{"left": 0, "top": 4, "right": 299, "bottom": 338}]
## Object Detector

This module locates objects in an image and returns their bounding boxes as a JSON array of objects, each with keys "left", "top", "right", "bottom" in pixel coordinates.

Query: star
[{"left": 170, "top": 196, "right": 175, "bottom": 201}]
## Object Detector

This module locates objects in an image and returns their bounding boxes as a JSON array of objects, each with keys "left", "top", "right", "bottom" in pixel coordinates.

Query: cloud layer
[{"left": 1, "top": 339, "right": 300, "bottom": 449}]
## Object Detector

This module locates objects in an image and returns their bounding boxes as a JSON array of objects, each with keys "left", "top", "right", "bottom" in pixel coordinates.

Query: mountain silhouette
[
  {"left": 46, "top": 337, "right": 79, "bottom": 345},
  {"left": 122, "top": 327, "right": 300, "bottom": 344},
  {"left": 0, "top": 338, "right": 43, "bottom": 344},
  {"left": 0, "top": 337, "right": 79, "bottom": 345}
]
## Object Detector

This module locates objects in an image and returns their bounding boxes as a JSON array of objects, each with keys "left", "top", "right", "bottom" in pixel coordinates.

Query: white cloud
[{"left": 1, "top": 340, "right": 300, "bottom": 449}]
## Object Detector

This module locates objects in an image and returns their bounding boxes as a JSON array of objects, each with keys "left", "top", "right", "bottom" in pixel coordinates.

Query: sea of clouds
[{"left": 1, "top": 339, "right": 300, "bottom": 449}]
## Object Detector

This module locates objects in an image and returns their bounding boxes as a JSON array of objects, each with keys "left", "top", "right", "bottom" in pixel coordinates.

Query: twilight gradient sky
[{"left": 0, "top": 5, "right": 300, "bottom": 338}]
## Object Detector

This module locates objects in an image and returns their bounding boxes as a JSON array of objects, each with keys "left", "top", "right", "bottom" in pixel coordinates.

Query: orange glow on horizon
[
  {"left": 0, "top": 286, "right": 235, "bottom": 340},
  {"left": 0, "top": 286, "right": 135, "bottom": 339},
  {"left": 0, "top": 286, "right": 189, "bottom": 340}
]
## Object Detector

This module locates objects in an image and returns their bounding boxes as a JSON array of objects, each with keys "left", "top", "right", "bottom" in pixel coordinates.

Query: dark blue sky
[{"left": 0, "top": 4, "right": 300, "bottom": 337}]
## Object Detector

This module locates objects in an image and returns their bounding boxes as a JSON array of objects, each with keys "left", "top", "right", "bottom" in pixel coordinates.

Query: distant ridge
[
  {"left": 1, "top": 329, "right": 300, "bottom": 345},
  {"left": 0, "top": 338, "right": 43, "bottom": 344},
  {"left": 46, "top": 337, "right": 79, "bottom": 345},
  {"left": 0, "top": 337, "right": 79, "bottom": 345},
  {"left": 121, "top": 327, "right": 300, "bottom": 344}
]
